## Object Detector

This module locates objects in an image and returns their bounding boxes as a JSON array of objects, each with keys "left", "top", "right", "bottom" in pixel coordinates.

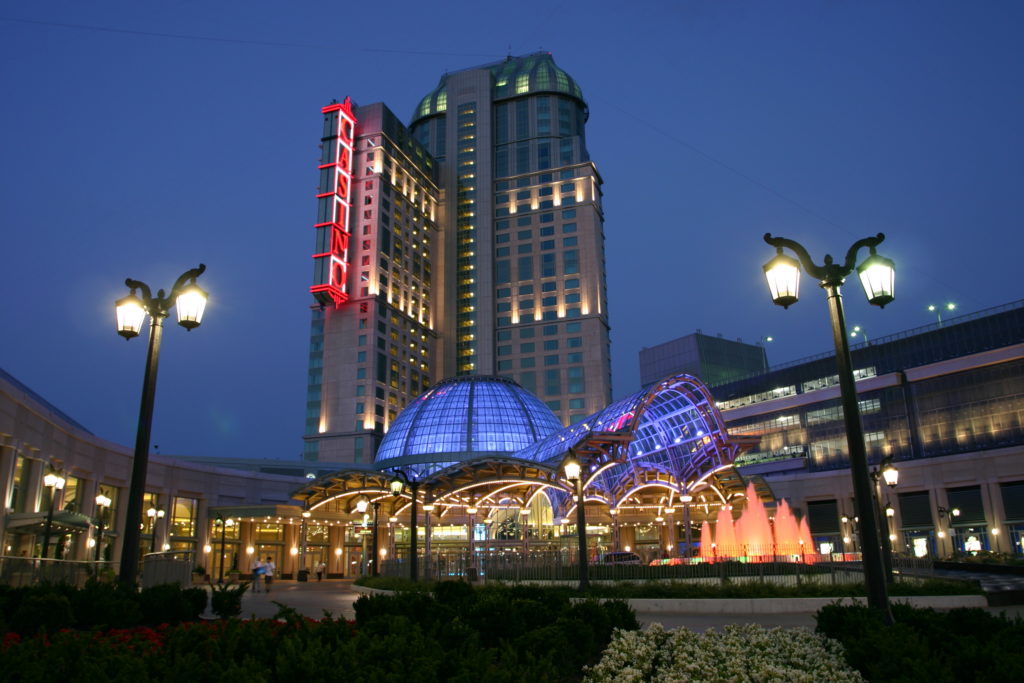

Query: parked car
[{"left": 597, "top": 551, "right": 642, "bottom": 565}]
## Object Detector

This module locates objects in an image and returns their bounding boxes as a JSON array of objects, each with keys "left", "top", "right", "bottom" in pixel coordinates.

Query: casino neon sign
[{"left": 311, "top": 97, "right": 357, "bottom": 307}]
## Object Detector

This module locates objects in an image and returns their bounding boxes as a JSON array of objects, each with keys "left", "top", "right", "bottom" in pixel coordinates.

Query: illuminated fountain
[{"left": 699, "top": 483, "right": 815, "bottom": 563}]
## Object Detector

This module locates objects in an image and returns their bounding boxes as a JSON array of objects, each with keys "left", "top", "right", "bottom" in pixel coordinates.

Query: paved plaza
[{"left": 204, "top": 578, "right": 1023, "bottom": 631}]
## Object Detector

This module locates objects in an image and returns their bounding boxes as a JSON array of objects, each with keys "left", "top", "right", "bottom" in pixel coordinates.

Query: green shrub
[
  {"left": 10, "top": 592, "right": 74, "bottom": 635},
  {"left": 816, "top": 602, "right": 1024, "bottom": 682},
  {"left": 209, "top": 581, "right": 248, "bottom": 619},
  {"left": 139, "top": 584, "right": 207, "bottom": 625},
  {"left": 353, "top": 575, "right": 435, "bottom": 592}
]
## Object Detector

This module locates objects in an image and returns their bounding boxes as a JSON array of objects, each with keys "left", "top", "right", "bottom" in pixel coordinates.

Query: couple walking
[{"left": 251, "top": 556, "right": 276, "bottom": 593}]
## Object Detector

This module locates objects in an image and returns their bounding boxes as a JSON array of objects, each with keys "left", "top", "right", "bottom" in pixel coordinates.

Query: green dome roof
[{"left": 411, "top": 53, "right": 584, "bottom": 123}]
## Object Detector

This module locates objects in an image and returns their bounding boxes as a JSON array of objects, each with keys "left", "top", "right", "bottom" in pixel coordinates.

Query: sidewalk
[{"left": 205, "top": 579, "right": 1023, "bottom": 631}]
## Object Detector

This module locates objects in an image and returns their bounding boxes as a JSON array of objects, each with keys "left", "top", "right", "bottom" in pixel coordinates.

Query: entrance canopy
[{"left": 294, "top": 374, "right": 766, "bottom": 525}]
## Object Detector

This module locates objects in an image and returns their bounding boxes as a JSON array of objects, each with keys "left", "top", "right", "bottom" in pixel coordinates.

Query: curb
[{"left": 624, "top": 595, "right": 988, "bottom": 614}]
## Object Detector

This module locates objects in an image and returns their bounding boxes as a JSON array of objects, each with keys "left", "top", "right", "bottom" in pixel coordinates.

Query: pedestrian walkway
[{"left": 205, "top": 578, "right": 1024, "bottom": 631}]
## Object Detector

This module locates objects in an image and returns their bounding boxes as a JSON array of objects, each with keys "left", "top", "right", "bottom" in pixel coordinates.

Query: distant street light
[
  {"left": 40, "top": 472, "right": 66, "bottom": 559},
  {"left": 114, "top": 265, "right": 208, "bottom": 586},
  {"left": 870, "top": 455, "right": 899, "bottom": 584},
  {"left": 762, "top": 232, "right": 895, "bottom": 624},
  {"left": 563, "top": 450, "right": 589, "bottom": 591},
  {"left": 146, "top": 506, "right": 165, "bottom": 553},
  {"left": 850, "top": 325, "right": 869, "bottom": 344},
  {"left": 928, "top": 302, "right": 956, "bottom": 327},
  {"left": 94, "top": 493, "right": 112, "bottom": 562},
  {"left": 390, "top": 472, "right": 419, "bottom": 581},
  {"left": 215, "top": 515, "right": 234, "bottom": 584}
]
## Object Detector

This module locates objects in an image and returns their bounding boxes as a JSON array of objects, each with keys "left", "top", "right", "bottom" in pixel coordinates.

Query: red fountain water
[{"left": 699, "top": 483, "right": 816, "bottom": 563}]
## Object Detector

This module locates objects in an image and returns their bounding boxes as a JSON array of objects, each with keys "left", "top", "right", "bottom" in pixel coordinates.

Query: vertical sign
[{"left": 311, "top": 97, "right": 357, "bottom": 307}]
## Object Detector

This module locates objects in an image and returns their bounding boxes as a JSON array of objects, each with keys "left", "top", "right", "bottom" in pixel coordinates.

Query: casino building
[{"left": 303, "top": 53, "right": 613, "bottom": 466}]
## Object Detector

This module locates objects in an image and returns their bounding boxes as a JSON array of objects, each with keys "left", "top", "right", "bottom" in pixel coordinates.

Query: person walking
[
  {"left": 263, "top": 556, "right": 276, "bottom": 593},
  {"left": 251, "top": 556, "right": 265, "bottom": 593},
  {"left": 316, "top": 560, "right": 326, "bottom": 581}
]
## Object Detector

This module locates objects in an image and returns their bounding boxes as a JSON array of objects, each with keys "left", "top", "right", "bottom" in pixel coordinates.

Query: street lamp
[
  {"left": 371, "top": 501, "right": 380, "bottom": 577},
  {"left": 390, "top": 473, "right": 419, "bottom": 581},
  {"left": 870, "top": 456, "right": 898, "bottom": 584},
  {"left": 563, "top": 450, "right": 589, "bottom": 591},
  {"left": 40, "top": 472, "right": 66, "bottom": 559},
  {"left": 146, "top": 506, "right": 165, "bottom": 553},
  {"left": 928, "top": 302, "right": 956, "bottom": 327},
  {"left": 114, "top": 264, "right": 208, "bottom": 586},
  {"left": 215, "top": 515, "right": 234, "bottom": 584},
  {"left": 94, "top": 493, "right": 111, "bottom": 562},
  {"left": 850, "top": 325, "right": 869, "bottom": 345},
  {"left": 762, "top": 233, "right": 895, "bottom": 623},
  {"left": 680, "top": 493, "right": 693, "bottom": 559}
]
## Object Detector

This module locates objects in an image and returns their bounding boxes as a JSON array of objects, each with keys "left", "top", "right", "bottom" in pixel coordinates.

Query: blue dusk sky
[{"left": 1, "top": 1, "right": 1021, "bottom": 460}]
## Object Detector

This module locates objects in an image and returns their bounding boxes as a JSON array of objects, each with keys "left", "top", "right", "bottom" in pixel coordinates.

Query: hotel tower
[{"left": 303, "top": 53, "right": 612, "bottom": 463}]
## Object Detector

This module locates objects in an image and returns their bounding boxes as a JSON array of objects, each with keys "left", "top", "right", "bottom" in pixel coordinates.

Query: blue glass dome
[{"left": 375, "top": 376, "right": 563, "bottom": 478}]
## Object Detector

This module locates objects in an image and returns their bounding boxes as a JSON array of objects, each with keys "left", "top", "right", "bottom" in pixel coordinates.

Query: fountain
[{"left": 699, "top": 483, "right": 816, "bottom": 563}]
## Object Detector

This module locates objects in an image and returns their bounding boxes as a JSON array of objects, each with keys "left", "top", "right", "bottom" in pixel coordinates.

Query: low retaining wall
[
  {"left": 626, "top": 595, "right": 988, "bottom": 614},
  {"left": 351, "top": 584, "right": 986, "bottom": 613}
]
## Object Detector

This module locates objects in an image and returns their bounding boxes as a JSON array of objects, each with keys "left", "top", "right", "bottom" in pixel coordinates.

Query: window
[
  {"left": 542, "top": 296, "right": 557, "bottom": 307},
  {"left": 563, "top": 237, "right": 577, "bottom": 247},
  {"left": 520, "top": 328, "right": 535, "bottom": 339},
  {"left": 546, "top": 400, "right": 562, "bottom": 411},
  {"left": 541, "top": 240, "right": 555, "bottom": 250},
  {"left": 543, "top": 339, "right": 559, "bottom": 350},
  {"left": 567, "top": 352, "right": 582, "bottom": 363},
  {"left": 171, "top": 497, "right": 198, "bottom": 537},
  {"left": 544, "top": 370, "right": 561, "bottom": 395},
  {"left": 497, "top": 287, "right": 511, "bottom": 298},
  {"left": 520, "top": 357, "right": 535, "bottom": 368},
  {"left": 497, "top": 345, "right": 512, "bottom": 356},
  {"left": 569, "top": 398, "right": 586, "bottom": 410},
  {"left": 543, "top": 325, "right": 558, "bottom": 335},
  {"left": 568, "top": 337, "right": 582, "bottom": 347},
  {"left": 519, "top": 299, "right": 534, "bottom": 309},
  {"left": 517, "top": 256, "right": 533, "bottom": 280},
  {"left": 563, "top": 250, "right": 579, "bottom": 275},
  {"left": 498, "top": 330, "right": 512, "bottom": 341},
  {"left": 518, "top": 284, "right": 534, "bottom": 295},
  {"left": 562, "top": 209, "right": 576, "bottom": 219},
  {"left": 517, "top": 230, "right": 532, "bottom": 240},
  {"left": 520, "top": 342, "right": 535, "bottom": 353},
  {"left": 517, "top": 243, "right": 533, "bottom": 254},
  {"left": 544, "top": 354, "right": 559, "bottom": 366}
]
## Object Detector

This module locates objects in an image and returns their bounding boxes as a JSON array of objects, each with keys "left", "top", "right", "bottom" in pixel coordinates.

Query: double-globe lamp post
[
  {"left": 563, "top": 451, "right": 589, "bottom": 591},
  {"left": 114, "top": 265, "right": 208, "bottom": 586},
  {"left": 762, "top": 232, "right": 895, "bottom": 623}
]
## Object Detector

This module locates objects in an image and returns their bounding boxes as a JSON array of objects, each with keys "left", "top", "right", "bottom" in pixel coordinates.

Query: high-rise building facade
[
  {"left": 305, "top": 100, "right": 441, "bottom": 463},
  {"left": 410, "top": 53, "right": 612, "bottom": 418},
  {"left": 303, "top": 54, "right": 613, "bottom": 464}
]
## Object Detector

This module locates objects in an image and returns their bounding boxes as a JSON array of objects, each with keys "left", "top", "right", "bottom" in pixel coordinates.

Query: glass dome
[{"left": 375, "top": 376, "right": 564, "bottom": 478}]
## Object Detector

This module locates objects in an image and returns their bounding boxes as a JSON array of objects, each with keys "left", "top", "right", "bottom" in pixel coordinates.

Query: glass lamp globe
[
  {"left": 881, "top": 464, "right": 899, "bottom": 487},
  {"left": 175, "top": 283, "right": 208, "bottom": 330},
  {"left": 762, "top": 251, "right": 801, "bottom": 308},
  {"left": 857, "top": 253, "right": 895, "bottom": 308},
  {"left": 115, "top": 293, "right": 146, "bottom": 340},
  {"left": 355, "top": 498, "right": 369, "bottom": 514},
  {"left": 562, "top": 454, "right": 581, "bottom": 482},
  {"left": 390, "top": 479, "right": 404, "bottom": 496}
]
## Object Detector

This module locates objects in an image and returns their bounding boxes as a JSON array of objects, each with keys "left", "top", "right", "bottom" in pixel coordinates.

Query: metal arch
[{"left": 622, "top": 374, "right": 729, "bottom": 440}]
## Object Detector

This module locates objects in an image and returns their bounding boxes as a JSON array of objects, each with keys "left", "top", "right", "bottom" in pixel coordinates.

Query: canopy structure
[{"left": 293, "top": 374, "right": 766, "bottom": 528}]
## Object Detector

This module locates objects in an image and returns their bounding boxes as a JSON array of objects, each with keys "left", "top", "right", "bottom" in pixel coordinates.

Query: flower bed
[
  {"left": 2, "top": 583, "right": 639, "bottom": 681},
  {"left": 586, "top": 622, "right": 863, "bottom": 682}
]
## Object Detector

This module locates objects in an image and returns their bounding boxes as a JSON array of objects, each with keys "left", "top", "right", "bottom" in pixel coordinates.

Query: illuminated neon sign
[{"left": 311, "top": 97, "right": 357, "bottom": 307}]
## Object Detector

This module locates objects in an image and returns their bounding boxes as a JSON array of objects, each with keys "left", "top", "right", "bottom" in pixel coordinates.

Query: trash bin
[
  {"left": 466, "top": 567, "right": 478, "bottom": 582},
  {"left": 298, "top": 569, "right": 309, "bottom": 582}
]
